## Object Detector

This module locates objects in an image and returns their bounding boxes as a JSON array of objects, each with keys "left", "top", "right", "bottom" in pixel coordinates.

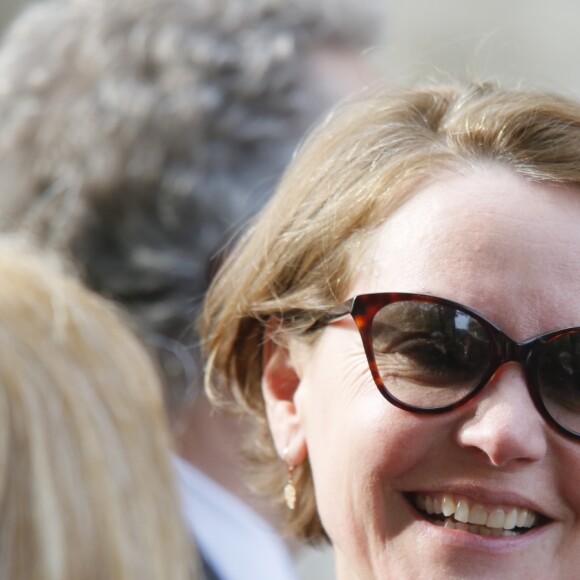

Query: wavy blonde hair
[
  {"left": 201, "top": 81, "right": 580, "bottom": 541},
  {"left": 0, "top": 238, "right": 194, "bottom": 579}
]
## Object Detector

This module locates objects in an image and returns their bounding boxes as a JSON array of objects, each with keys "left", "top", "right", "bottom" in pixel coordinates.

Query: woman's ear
[{"left": 261, "top": 322, "right": 307, "bottom": 466}]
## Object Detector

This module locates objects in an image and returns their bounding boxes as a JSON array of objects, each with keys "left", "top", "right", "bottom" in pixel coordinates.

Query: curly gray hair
[{"left": 0, "top": 0, "right": 381, "bottom": 409}]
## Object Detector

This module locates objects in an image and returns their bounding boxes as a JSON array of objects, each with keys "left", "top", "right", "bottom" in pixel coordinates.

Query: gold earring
[{"left": 282, "top": 448, "right": 297, "bottom": 510}]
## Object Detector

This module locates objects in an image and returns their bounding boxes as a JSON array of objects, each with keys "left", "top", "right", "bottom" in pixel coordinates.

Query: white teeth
[
  {"left": 442, "top": 496, "right": 456, "bottom": 517},
  {"left": 504, "top": 508, "right": 518, "bottom": 530},
  {"left": 487, "top": 509, "right": 506, "bottom": 529},
  {"left": 433, "top": 497, "right": 442, "bottom": 514},
  {"left": 526, "top": 511, "right": 537, "bottom": 528},
  {"left": 469, "top": 503, "right": 488, "bottom": 525},
  {"left": 414, "top": 493, "right": 540, "bottom": 534},
  {"left": 455, "top": 500, "right": 470, "bottom": 523},
  {"left": 516, "top": 509, "right": 529, "bottom": 528}
]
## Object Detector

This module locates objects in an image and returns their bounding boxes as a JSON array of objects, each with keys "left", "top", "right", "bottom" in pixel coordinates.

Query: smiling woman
[{"left": 200, "top": 81, "right": 580, "bottom": 579}]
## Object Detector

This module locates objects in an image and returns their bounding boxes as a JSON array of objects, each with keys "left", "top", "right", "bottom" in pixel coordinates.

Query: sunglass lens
[
  {"left": 370, "top": 301, "right": 493, "bottom": 409},
  {"left": 537, "top": 331, "right": 580, "bottom": 435}
]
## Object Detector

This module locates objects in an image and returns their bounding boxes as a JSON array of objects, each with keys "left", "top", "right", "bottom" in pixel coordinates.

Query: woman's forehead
[
  {"left": 362, "top": 165, "right": 580, "bottom": 256},
  {"left": 347, "top": 165, "right": 580, "bottom": 335}
]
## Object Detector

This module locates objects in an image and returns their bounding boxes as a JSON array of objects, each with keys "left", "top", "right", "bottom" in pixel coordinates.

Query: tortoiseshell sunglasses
[{"left": 319, "top": 292, "right": 580, "bottom": 441}]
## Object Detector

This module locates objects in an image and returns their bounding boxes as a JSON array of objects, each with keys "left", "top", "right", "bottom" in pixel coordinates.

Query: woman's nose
[{"left": 455, "top": 363, "right": 548, "bottom": 467}]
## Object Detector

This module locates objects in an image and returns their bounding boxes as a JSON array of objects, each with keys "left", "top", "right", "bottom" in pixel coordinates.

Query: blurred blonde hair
[
  {"left": 201, "top": 81, "right": 580, "bottom": 541},
  {"left": 0, "top": 238, "right": 193, "bottom": 579}
]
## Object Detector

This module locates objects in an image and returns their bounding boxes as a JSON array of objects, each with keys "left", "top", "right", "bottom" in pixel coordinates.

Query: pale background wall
[
  {"left": 1, "top": 1, "right": 580, "bottom": 578},
  {"left": 375, "top": 0, "right": 580, "bottom": 97},
  {"left": 0, "top": 0, "right": 28, "bottom": 32}
]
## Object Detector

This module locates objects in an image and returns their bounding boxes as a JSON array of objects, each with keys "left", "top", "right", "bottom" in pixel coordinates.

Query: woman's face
[{"left": 274, "top": 165, "right": 580, "bottom": 579}]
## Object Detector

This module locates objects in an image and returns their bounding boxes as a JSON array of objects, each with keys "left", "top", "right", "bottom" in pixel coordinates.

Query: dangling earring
[{"left": 282, "top": 448, "right": 297, "bottom": 510}]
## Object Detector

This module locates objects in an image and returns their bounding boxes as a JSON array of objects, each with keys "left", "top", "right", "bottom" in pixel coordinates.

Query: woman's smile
[{"left": 409, "top": 492, "right": 542, "bottom": 535}]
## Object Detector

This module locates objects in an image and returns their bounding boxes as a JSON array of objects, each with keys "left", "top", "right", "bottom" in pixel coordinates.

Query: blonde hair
[
  {"left": 0, "top": 238, "right": 193, "bottom": 579},
  {"left": 201, "top": 81, "right": 580, "bottom": 542}
]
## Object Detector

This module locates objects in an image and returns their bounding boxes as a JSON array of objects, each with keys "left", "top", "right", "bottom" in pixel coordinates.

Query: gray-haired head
[{"left": 0, "top": 0, "right": 383, "bottom": 409}]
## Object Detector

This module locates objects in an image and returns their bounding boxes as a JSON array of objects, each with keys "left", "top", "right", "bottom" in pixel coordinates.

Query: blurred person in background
[
  {"left": 0, "top": 0, "right": 385, "bottom": 577},
  {"left": 0, "top": 238, "right": 194, "bottom": 580}
]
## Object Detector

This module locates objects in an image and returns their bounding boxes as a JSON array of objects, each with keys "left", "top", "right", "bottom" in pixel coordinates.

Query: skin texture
[{"left": 263, "top": 164, "right": 580, "bottom": 579}]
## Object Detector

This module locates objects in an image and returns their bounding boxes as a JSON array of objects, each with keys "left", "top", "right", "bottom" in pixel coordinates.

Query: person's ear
[{"left": 261, "top": 321, "right": 307, "bottom": 466}]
